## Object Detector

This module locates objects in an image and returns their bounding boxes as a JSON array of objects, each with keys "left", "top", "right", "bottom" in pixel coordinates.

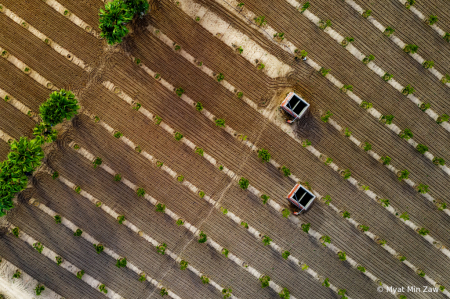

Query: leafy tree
[
  {"left": 113, "top": 131, "right": 123, "bottom": 138},
  {"left": 238, "top": 177, "right": 249, "bottom": 190},
  {"left": 422, "top": 60, "right": 434, "bottom": 69},
  {"left": 302, "top": 139, "right": 311, "bottom": 147},
  {"left": 281, "top": 251, "right": 290, "bottom": 260},
  {"left": 176, "top": 219, "right": 184, "bottom": 226},
  {"left": 180, "top": 260, "right": 188, "bottom": 270},
  {"left": 444, "top": 32, "right": 450, "bottom": 42},
  {"left": 52, "top": 171, "right": 59, "bottom": 180},
  {"left": 403, "top": 44, "right": 418, "bottom": 54},
  {"left": 419, "top": 102, "right": 431, "bottom": 111},
  {"left": 174, "top": 132, "right": 183, "bottom": 141},
  {"left": 99, "top": 284, "right": 108, "bottom": 294},
  {"left": 380, "top": 198, "right": 390, "bottom": 207},
  {"left": 220, "top": 207, "right": 228, "bottom": 214},
  {"left": 116, "top": 257, "right": 127, "bottom": 268},
  {"left": 93, "top": 157, "right": 102, "bottom": 168},
  {"left": 198, "top": 191, "right": 205, "bottom": 198},
  {"left": 416, "top": 144, "right": 428, "bottom": 154},
  {"left": 274, "top": 32, "right": 285, "bottom": 41},
  {"left": 258, "top": 148, "right": 271, "bottom": 162},
  {"left": 257, "top": 63, "right": 265, "bottom": 70},
  {"left": 39, "top": 89, "right": 79, "bottom": 126},
  {"left": 114, "top": 173, "right": 122, "bottom": 181},
  {"left": 382, "top": 73, "right": 393, "bottom": 81},
  {"left": 237, "top": 2, "right": 245, "bottom": 8},
  {"left": 360, "top": 101, "right": 373, "bottom": 109},
  {"left": 279, "top": 287, "right": 290, "bottom": 299},
  {"left": 359, "top": 225, "right": 369, "bottom": 232},
  {"left": 222, "top": 248, "right": 229, "bottom": 257},
  {"left": 124, "top": 0, "right": 149, "bottom": 16},
  {"left": 344, "top": 128, "right": 352, "bottom": 137},
  {"left": 237, "top": 46, "right": 243, "bottom": 54},
  {"left": 301, "top": 263, "right": 309, "bottom": 270},
  {"left": 325, "top": 157, "right": 333, "bottom": 165},
  {"left": 262, "top": 235, "right": 272, "bottom": 246},
  {"left": 341, "top": 169, "right": 351, "bottom": 179},
  {"left": 322, "top": 195, "right": 331, "bottom": 205},
  {"left": 398, "top": 170, "right": 410, "bottom": 181},
  {"left": 341, "top": 37, "right": 354, "bottom": 47},
  {"left": 357, "top": 265, "right": 366, "bottom": 272},
  {"left": 139, "top": 273, "right": 146, "bottom": 282},
  {"left": 237, "top": 91, "right": 244, "bottom": 99},
  {"left": 117, "top": 215, "right": 125, "bottom": 224},
  {"left": 363, "top": 142, "right": 372, "bottom": 151},
  {"left": 380, "top": 114, "right": 394, "bottom": 125},
  {"left": 177, "top": 175, "right": 184, "bottom": 182},
  {"left": 222, "top": 288, "right": 232, "bottom": 299},
  {"left": 399, "top": 128, "right": 413, "bottom": 140},
  {"left": 301, "top": 223, "right": 311, "bottom": 233},
  {"left": 33, "top": 242, "right": 44, "bottom": 253},
  {"left": 33, "top": 122, "right": 57, "bottom": 143},
  {"left": 156, "top": 243, "right": 167, "bottom": 255},
  {"left": 399, "top": 212, "right": 409, "bottom": 221},
  {"left": 320, "top": 67, "right": 330, "bottom": 76},
  {"left": 99, "top": 0, "right": 133, "bottom": 45},
  {"left": 321, "top": 110, "right": 332, "bottom": 122},
  {"left": 417, "top": 269, "right": 425, "bottom": 277},
  {"left": 198, "top": 231, "right": 207, "bottom": 243},
  {"left": 320, "top": 235, "right": 331, "bottom": 246},
  {"left": 259, "top": 275, "right": 270, "bottom": 288}
]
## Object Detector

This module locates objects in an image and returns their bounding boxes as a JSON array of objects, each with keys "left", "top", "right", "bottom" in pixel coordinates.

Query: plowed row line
[
  {"left": 342, "top": 0, "right": 450, "bottom": 86},
  {"left": 0, "top": 258, "right": 61, "bottom": 299},
  {"left": 208, "top": 0, "right": 450, "bottom": 165},
  {"left": 124, "top": 27, "right": 450, "bottom": 261},
  {"left": 65, "top": 142, "right": 304, "bottom": 299},
  {"left": 29, "top": 197, "right": 183, "bottom": 299},
  {"left": 5, "top": 222, "right": 123, "bottom": 299}
]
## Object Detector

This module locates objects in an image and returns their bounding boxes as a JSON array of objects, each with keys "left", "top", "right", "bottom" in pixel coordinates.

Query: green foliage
[
  {"left": 341, "top": 84, "right": 353, "bottom": 92},
  {"left": 399, "top": 212, "right": 409, "bottom": 221},
  {"left": 156, "top": 161, "right": 163, "bottom": 168},
  {"left": 238, "top": 177, "right": 249, "bottom": 190},
  {"left": 416, "top": 144, "right": 428, "bottom": 154},
  {"left": 302, "top": 139, "right": 312, "bottom": 147},
  {"left": 320, "top": 67, "right": 330, "bottom": 76},
  {"left": 215, "top": 118, "right": 226, "bottom": 127},
  {"left": 282, "top": 209, "right": 290, "bottom": 218},
  {"left": 39, "top": 89, "right": 79, "bottom": 125},
  {"left": 12, "top": 270, "right": 21, "bottom": 278},
  {"left": 399, "top": 255, "right": 407, "bottom": 262},
  {"left": 177, "top": 175, "right": 184, "bottom": 182},
  {"left": 76, "top": 270, "right": 85, "bottom": 279},
  {"left": 222, "top": 248, "right": 229, "bottom": 257},
  {"left": 359, "top": 225, "right": 369, "bottom": 232},
  {"left": 262, "top": 235, "right": 272, "bottom": 246},
  {"left": 35, "top": 284, "right": 45, "bottom": 295},
  {"left": 362, "top": 54, "right": 375, "bottom": 64},
  {"left": 158, "top": 288, "right": 168, "bottom": 297},
  {"left": 422, "top": 60, "right": 434, "bottom": 69},
  {"left": 237, "top": 2, "right": 245, "bottom": 8},
  {"left": 363, "top": 142, "right": 372, "bottom": 151},
  {"left": 439, "top": 285, "right": 445, "bottom": 292},
  {"left": 432, "top": 157, "right": 445, "bottom": 166},
  {"left": 344, "top": 128, "right": 352, "bottom": 137},
  {"left": 399, "top": 128, "right": 413, "bottom": 140},
  {"left": 94, "top": 244, "right": 104, "bottom": 254},
  {"left": 155, "top": 203, "right": 166, "bottom": 213},
  {"left": 257, "top": 148, "right": 271, "bottom": 162},
  {"left": 322, "top": 278, "right": 330, "bottom": 287},
  {"left": 174, "top": 132, "right": 183, "bottom": 141},
  {"left": 254, "top": 15, "right": 267, "bottom": 26},
  {"left": 380, "top": 155, "right": 391, "bottom": 165},
  {"left": 362, "top": 9, "right": 371, "bottom": 18},
  {"left": 382, "top": 72, "right": 393, "bottom": 81},
  {"left": 444, "top": 32, "right": 450, "bottom": 42},
  {"left": 380, "top": 114, "right": 394, "bottom": 125},
  {"left": 257, "top": 63, "right": 265, "bottom": 70},
  {"left": 136, "top": 188, "right": 145, "bottom": 197},
  {"left": 156, "top": 243, "right": 167, "bottom": 255},
  {"left": 99, "top": 284, "right": 108, "bottom": 294},
  {"left": 323, "top": 195, "right": 332, "bottom": 206},
  {"left": 33, "top": 122, "right": 58, "bottom": 143},
  {"left": 132, "top": 102, "right": 141, "bottom": 111},
  {"left": 384, "top": 26, "right": 395, "bottom": 36},
  {"left": 52, "top": 171, "right": 59, "bottom": 179},
  {"left": 342, "top": 37, "right": 354, "bottom": 47},
  {"left": 93, "top": 157, "right": 102, "bottom": 168},
  {"left": 116, "top": 257, "right": 127, "bottom": 268},
  {"left": 198, "top": 231, "right": 207, "bottom": 243},
  {"left": 419, "top": 102, "right": 431, "bottom": 112},
  {"left": 176, "top": 219, "right": 184, "bottom": 226},
  {"left": 402, "top": 84, "right": 415, "bottom": 95},
  {"left": 338, "top": 251, "right": 346, "bottom": 261},
  {"left": 220, "top": 207, "right": 228, "bottom": 214},
  {"left": 319, "top": 19, "right": 332, "bottom": 30},
  {"left": 342, "top": 211, "right": 351, "bottom": 218},
  {"left": 117, "top": 215, "right": 125, "bottom": 224},
  {"left": 279, "top": 287, "right": 290, "bottom": 299},
  {"left": 216, "top": 73, "right": 225, "bottom": 82},
  {"left": 99, "top": 0, "right": 133, "bottom": 45},
  {"left": 74, "top": 229, "right": 83, "bottom": 237},
  {"left": 201, "top": 275, "right": 209, "bottom": 284},
  {"left": 240, "top": 221, "right": 249, "bottom": 229},
  {"left": 195, "top": 102, "right": 203, "bottom": 112},
  {"left": 321, "top": 110, "right": 332, "bottom": 122},
  {"left": 417, "top": 269, "right": 425, "bottom": 277},
  {"left": 259, "top": 275, "right": 270, "bottom": 288},
  {"left": 236, "top": 46, "right": 243, "bottom": 54},
  {"left": 139, "top": 273, "right": 146, "bottom": 282},
  {"left": 325, "top": 157, "right": 333, "bottom": 164},
  {"left": 403, "top": 44, "right": 418, "bottom": 54},
  {"left": 342, "top": 169, "right": 351, "bottom": 179},
  {"left": 416, "top": 183, "right": 429, "bottom": 194},
  {"left": 437, "top": 114, "right": 449, "bottom": 124},
  {"left": 300, "top": 2, "right": 310, "bottom": 13},
  {"left": 437, "top": 202, "right": 447, "bottom": 211},
  {"left": 54, "top": 215, "right": 62, "bottom": 224},
  {"left": 301, "top": 263, "right": 309, "bottom": 270},
  {"left": 274, "top": 32, "right": 285, "bottom": 40},
  {"left": 12, "top": 227, "right": 20, "bottom": 237},
  {"left": 237, "top": 91, "right": 244, "bottom": 99},
  {"left": 321, "top": 235, "right": 331, "bottom": 246},
  {"left": 380, "top": 198, "right": 390, "bottom": 207},
  {"left": 154, "top": 115, "right": 162, "bottom": 125},
  {"left": 175, "top": 87, "right": 184, "bottom": 97},
  {"left": 417, "top": 228, "right": 429, "bottom": 236},
  {"left": 398, "top": 170, "right": 410, "bottom": 181},
  {"left": 301, "top": 223, "right": 311, "bottom": 234},
  {"left": 124, "top": 0, "right": 149, "bottom": 16},
  {"left": 281, "top": 166, "right": 291, "bottom": 177},
  {"left": 261, "top": 194, "right": 270, "bottom": 204},
  {"left": 114, "top": 173, "right": 122, "bottom": 181},
  {"left": 113, "top": 131, "right": 123, "bottom": 138},
  {"left": 180, "top": 260, "right": 188, "bottom": 270},
  {"left": 427, "top": 15, "right": 438, "bottom": 25},
  {"left": 357, "top": 265, "right": 366, "bottom": 272},
  {"left": 33, "top": 242, "right": 44, "bottom": 253},
  {"left": 198, "top": 191, "right": 205, "bottom": 198},
  {"left": 222, "top": 288, "right": 232, "bottom": 299},
  {"left": 360, "top": 101, "right": 373, "bottom": 109}
]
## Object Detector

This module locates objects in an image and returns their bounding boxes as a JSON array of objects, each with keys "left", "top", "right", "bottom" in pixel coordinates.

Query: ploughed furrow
[
  {"left": 412, "top": 0, "right": 450, "bottom": 33},
  {"left": 1, "top": 0, "right": 103, "bottom": 65},
  {"left": 0, "top": 220, "right": 111, "bottom": 298},
  {"left": 146, "top": 0, "right": 278, "bottom": 99},
  {"left": 0, "top": 14, "right": 84, "bottom": 88},
  {"left": 5, "top": 200, "right": 151, "bottom": 298},
  {"left": 0, "top": 140, "right": 9, "bottom": 159},
  {"left": 0, "top": 98, "right": 35, "bottom": 141},
  {"left": 308, "top": 0, "right": 450, "bottom": 108},
  {"left": 352, "top": 0, "right": 450, "bottom": 71},
  {"left": 220, "top": 0, "right": 450, "bottom": 138},
  {"left": 0, "top": 258, "right": 62, "bottom": 299},
  {"left": 55, "top": 0, "right": 102, "bottom": 30}
]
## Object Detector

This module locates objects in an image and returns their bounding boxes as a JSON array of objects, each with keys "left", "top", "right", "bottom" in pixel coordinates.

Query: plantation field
[{"left": 0, "top": 0, "right": 449, "bottom": 298}]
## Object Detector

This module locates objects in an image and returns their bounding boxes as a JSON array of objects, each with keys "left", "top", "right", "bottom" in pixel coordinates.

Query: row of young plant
[
  {"left": 394, "top": 0, "right": 450, "bottom": 41},
  {"left": 343, "top": 0, "right": 450, "bottom": 85},
  {"left": 300, "top": 2, "right": 450, "bottom": 129},
  {"left": 64, "top": 140, "right": 302, "bottom": 299},
  {"left": 135, "top": 22, "right": 450, "bottom": 261},
  {"left": 7, "top": 222, "right": 123, "bottom": 298},
  {"left": 99, "top": 0, "right": 149, "bottom": 45},
  {"left": 0, "top": 89, "right": 79, "bottom": 216},
  {"left": 319, "top": 111, "right": 450, "bottom": 216},
  {"left": 0, "top": 257, "right": 62, "bottom": 299},
  {"left": 27, "top": 196, "right": 183, "bottom": 299}
]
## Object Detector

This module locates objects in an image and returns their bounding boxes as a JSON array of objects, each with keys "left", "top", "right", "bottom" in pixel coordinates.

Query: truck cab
[
  {"left": 280, "top": 92, "right": 310, "bottom": 124},
  {"left": 287, "top": 183, "right": 315, "bottom": 214}
]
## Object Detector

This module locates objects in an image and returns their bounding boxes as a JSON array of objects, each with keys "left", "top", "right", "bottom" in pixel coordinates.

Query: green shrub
[
  {"left": 76, "top": 270, "right": 85, "bottom": 279},
  {"left": 403, "top": 44, "right": 418, "bottom": 54},
  {"left": 124, "top": 0, "right": 149, "bottom": 16},
  {"left": 237, "top": 91, "right": 244, "bottom": 99},
  {"left": 382, "top": 73, "right": 393, "bottom": 81},
  {"left": 174, "top": 132, "right": 183, "bottom": 141},
  {"left": 380, "top": 198, "right": 390, "bottom": 207},
  {"left": 117, "top": 215, "right": 125, "bottom": 224},
  {"left": 384, "top": 26, "right": 395, "bottom": 36},
  {"left": 12, "top": 269, "right": 21, "bottom": 278},
  {"left": 238, "top": 177, "right": 249, "bottom": 190},
  {"left": 156, "top": 203, "right": 166, "bottom": 213},
  {"left": 274, "top": 32, "right": 285, "bottom": 40},
  {"left": 359, "top": 225, "right": 369, "bottom": 232},
  {"left": 426, "top": 15, "right": 438, "bottom": 25},
  {"left": 432, "top": 157, "right": 445, "bottom": 166},
  {"left": 99, "top": 284, "right": 108, "bottom": 294},
  {"left": 416, "top": 144, "right": 428, "bottom": 154},
  {"left": 215, "top": 118, "right": 225, "bottom": 127},
  {"left": 33, "top": 122, "right": 58, "bottom": 143},
  {"left": 139, "top": 273, "right": 146, "bottom": 282},
  {"left": 176, "top": 219, "right": 184, "bottom": 226},
  {"left": 74, "top": 229, "right": 83, "bottom": 237},
  {"left": 302, "top": 139, "right": 311, "bottom": 147},
  {"left": 116, "top": 257, "right": 127, "bottom": 268},
  {"left": 220, "top": 207, "right": 228, "bottom": 214},
  {"left": 301, "top": 223, "right": 310, "bottom": 233},
  {"left": 357, "top": 265, "right": 366, "bottom": 272},
  {"left": 300, "top": 2, "right": 310, "bottom": 13},
  {"left": 261, "top": 194, "right": 270, "bottom": 204},
  {"left": 94, "top": 244, "right": 104, "bottom": 254},
  {"left": 136, "top": 188, "right": 145, "bottom": 197},
  {"left": 222, "top": 248, "right": 229, "bottom": 257},
  {"left": 279, "top": 287, "right": 290, "bottom": 299},
  {"left": 198, "top": 231, "right": 207, "bottom": 243},
  {"left": 417, "top": 228, "right": 429, "bottom": 236},
  {"left": 419, "top": 102, "right": 431, "bottom": 111},
  {"left": 380, "top": 155, "right": 391, "bottom": 165},
  {"left": 259, "top": 275, "right": 270, "bottom": 288},
  {"left": 321, "top": 110, "right": 332, "bottom": 122},
  {"left": 240, "top": 221, "right": 248, "bottom": 229},
  {"left": 99, "top": 0, "right": 133, "bottom": 45},
  {"left": 360, "top": 101, "right": 373, "bottom": 109},
  {"left": 177, "top": 175, "right": 184, "bottom": 182},
  {"left": 35, "top": 284, "right": 45, "bottom": 295},
  {"left": 281, "top": 166, "right": 291, "bottom": 177},
  {"left": 154, "top": 115, "right": 162, "bottom": 125},
  {"left": 254, "top": 15, "right": 267, "bottom": 26},
  {"left": 341, "top": 84, "right": 353, "bottom": 92},
  {"left": 198, "top": 191, "right": 205, "bottom": 198},
  {"left": 216, "top": 73, "right": 225, "bottom": 82},
  {"left": 282, "top": 209, "right": 290, "bottom": 218},
  {"left": 33, "top": 242, "right": 44, "bottom": 253},
  {"left": 93, "top": 157, "right": 102, "bottom": 168},
  {"left": 362, "top": 54, "right": 375, "bottom": 64},
  {"left": 114, "top": 173, "right": 122, "bottom": 181},
  {"left": 282, "top": 250, "right": 290, "bottom": 260},
  {"left": 399, "top": 212, "right": 409, "bottom": 221},
  {"left": 320, "top": 235, "right": 331, "bottom": 246},
  {"left": 54, "top": 215, "right": 62, "bottom": 224},
  {"left": 180, "top": 260, "right": 188, "bottom": 270},
  {"left": 322, "top": 278, "right": 330, "bottom": 287},
  {"left": 175, "top": 87, "right": 184, "bottom": 97},
  {"left": 380, "top": 114, "right": 394, "bottom": 125},
  {"left": 342, "top": 169, "right": 351, "bottom": 179},
  {"left": 363, "top": 142, "right": 372, "bottom": 151},
  {"left": 318, "top": 19, "right": 332, "bottom": 30},
  {"left": 417, "top": 269, "right": 425, "bottom": 277},
  {"left": 362, "top": 9, "right": 371, "bottom": 18},
  {"left": 416, "top": 183, "right": 429, "bottom": 194},
  {"left": 342, "top": 211, "right": 351, "bottom": 218},
  {"left": 344, "top": 128, "right": 352, "bottom": 137},
  {"left": 399, "top": 128, "right": 413, "bottom": 140},
  {"left": 422, "top": 60, "right": 435, "bottom": 69},
  {"left": 156, "top": 243, "right": 167, "bottom": 255},
  {"left": 52, "top": 171, "right": 59, "bottom": 179},
  {"left": 257, "top": 148, "right": 271, "bottom": 162},
  {"left": 195, "top": 102, "right": 203, "bottom": 112},
  {"left": 444, "top": 32, "right": 450, "bottom": 42},
  {"left": 437, "top": 114, "right": 449, "bottom": 124},
  {"left": 201, "top": 275, "right": 209, "bottom": 284},
  {"left": 398, "top": 170, "right": 409, "bottom": 181},
  {"left": 320, "top": 67, "right": 330, "bottom": 76},
  {"left": 402, "top": 84, "right": 415, "bottom": 95},
  {"left": 338, "top": 251, "right": 346, "bottom": 261},
  {"left": 262, "top": 235, "right": 272, "bottom": 246},
  {"left": 222, "top": 288, "right": 232, "bottom": 298},
  {"left": 113, "top": 131, "right": 123, "bottom": 138},
  {"left": 257, "top": 63, "right": 265, "bottom": 70}
]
